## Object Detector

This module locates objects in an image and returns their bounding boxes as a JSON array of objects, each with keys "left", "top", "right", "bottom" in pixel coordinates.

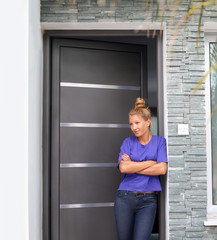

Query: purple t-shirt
[{"left": 118, "top": 135, "right": 168, "bottom": 192}]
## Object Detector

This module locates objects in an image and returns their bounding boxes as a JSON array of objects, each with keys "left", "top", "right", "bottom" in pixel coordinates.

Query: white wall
[
  {"left": 0, "top": 1, "right": 29, "bottom": 239},
  {"left": 0, "top": 0, "right": 42, "bottom": 239}
]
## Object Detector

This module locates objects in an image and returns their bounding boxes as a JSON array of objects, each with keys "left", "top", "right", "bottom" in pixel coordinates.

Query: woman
[{"left": 114, "top": 98, "right": 168, "bottom": 240}]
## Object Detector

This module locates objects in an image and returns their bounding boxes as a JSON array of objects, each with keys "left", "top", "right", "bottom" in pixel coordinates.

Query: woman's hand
[{"left": 121, "top": 154, "right": 131, "bottom": 161}]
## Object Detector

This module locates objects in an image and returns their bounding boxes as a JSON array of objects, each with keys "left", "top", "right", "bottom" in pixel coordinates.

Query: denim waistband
[{"left": 118, "top": 190, "right": 156, "bottom": 196}]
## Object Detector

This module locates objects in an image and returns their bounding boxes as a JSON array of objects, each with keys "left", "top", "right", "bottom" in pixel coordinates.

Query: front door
[{"left": 51, "top": 38, "right": 147, "bottom": 240}]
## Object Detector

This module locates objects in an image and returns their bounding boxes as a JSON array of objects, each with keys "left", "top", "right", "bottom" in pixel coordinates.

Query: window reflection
[
  {"left": 150, "top": 108, "right": 158, "bottom": 136},
  {"left": 210, "top": 42, "right": 217, "bottom": 204}
]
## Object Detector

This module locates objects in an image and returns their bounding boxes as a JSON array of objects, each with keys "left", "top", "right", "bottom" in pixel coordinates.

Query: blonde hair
[{"left": 129, "top": 98, "right": 151, "bottom": 122}]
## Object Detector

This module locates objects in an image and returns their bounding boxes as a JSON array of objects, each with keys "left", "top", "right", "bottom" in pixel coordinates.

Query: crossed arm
[{"left": 119, "top": 154, "right": 167, "bottom": 176}]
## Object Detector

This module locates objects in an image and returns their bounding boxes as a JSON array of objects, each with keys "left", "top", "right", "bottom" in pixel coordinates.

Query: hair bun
[{"left": 135, "top": 97, "right": 145, "bottom": 109}]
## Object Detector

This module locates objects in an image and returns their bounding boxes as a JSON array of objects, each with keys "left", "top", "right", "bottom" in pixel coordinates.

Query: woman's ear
[{"left": 147, "top": 118, "right": 151, "bottom": 127}]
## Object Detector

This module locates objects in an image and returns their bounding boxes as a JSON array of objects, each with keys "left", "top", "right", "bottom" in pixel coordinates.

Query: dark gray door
[{"left": 51, "top": 38, "right": 147, "bottom": 240}]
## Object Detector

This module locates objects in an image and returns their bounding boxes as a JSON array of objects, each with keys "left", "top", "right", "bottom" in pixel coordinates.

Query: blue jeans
[{"left": 114, "top": 190, "right": 157, "bottom": 240}]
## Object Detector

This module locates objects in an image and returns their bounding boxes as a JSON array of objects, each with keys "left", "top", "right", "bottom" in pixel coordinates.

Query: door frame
[{"left": 42, "top": 23, "right": 168, "bottom": 240}]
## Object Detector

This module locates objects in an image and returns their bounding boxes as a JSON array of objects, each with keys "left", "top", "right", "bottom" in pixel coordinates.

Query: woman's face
[{"left": 129, "top": 114, "right": 151, "bottom": 137}]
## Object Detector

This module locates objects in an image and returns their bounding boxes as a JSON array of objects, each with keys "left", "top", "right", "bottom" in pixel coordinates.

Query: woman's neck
[{"left": 138, "top": 132, "right": 152, "bottom": 145}]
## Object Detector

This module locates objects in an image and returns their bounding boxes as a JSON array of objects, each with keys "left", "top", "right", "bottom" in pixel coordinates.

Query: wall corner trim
[
  {"left": 204, "top": 22, "right": 217, "bottom": 33},
  {"left": 204, "top": 219, "right": 217, "bottom": 226}
]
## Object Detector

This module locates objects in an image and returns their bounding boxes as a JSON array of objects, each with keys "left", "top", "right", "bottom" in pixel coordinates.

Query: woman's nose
[{"left": 132, "top": 124, "right": 136, "bottom": 130}]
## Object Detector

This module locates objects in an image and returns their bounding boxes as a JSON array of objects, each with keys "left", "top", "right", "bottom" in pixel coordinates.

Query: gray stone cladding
[{"left": 41, "top": 0, "right": 217, "bottom": 239}]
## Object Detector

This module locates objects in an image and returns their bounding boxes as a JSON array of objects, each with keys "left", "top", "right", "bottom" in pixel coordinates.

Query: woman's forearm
[
  {"left": 119, "top": 160, "right": 157, "bottom": 174},
  {"left": 137, "top": 162, "right": 167, "bottom": 176}
]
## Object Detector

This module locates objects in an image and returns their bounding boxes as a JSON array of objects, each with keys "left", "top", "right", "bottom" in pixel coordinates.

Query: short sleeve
[
  {"left": 157, "top": 137, "right": 168, "bottom": 164},
  {"left": 118, "top": 138, "right": 131, "bottom": 166}
]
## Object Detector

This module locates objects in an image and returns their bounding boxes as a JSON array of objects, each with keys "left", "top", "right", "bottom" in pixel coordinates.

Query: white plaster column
[{"left": 0, "top": 0, "right": 43, "bottom": 239}]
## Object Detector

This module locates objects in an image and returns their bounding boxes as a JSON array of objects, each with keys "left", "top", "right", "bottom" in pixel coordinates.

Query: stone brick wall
[{"left": 41, "top": 1, "right": 217, "bottom": 239}]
